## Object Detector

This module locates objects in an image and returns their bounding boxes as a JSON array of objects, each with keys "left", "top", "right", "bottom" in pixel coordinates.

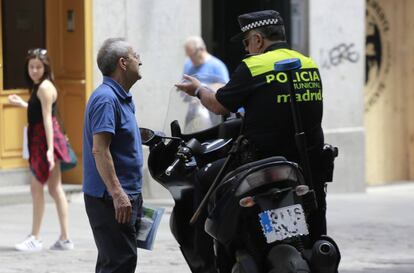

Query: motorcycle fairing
[
  {"left": 235, "top": 163, "right": 305, "bottom": 197},
  {"left": 205, "top": 156, "right": 307, "bottom": 246}
]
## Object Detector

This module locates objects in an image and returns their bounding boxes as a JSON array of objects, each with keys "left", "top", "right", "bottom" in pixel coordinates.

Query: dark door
[
  {"left": 2, "top": 0, "right": 45, "bottom": 89},
  {"left": 202, "top": 0, "right": 291, "bottom": 73}
]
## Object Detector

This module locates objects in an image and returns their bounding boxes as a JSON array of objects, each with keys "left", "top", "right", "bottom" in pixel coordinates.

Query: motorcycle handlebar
[{"left": 165, "top": 158, "right": 181, "bottom": 176}]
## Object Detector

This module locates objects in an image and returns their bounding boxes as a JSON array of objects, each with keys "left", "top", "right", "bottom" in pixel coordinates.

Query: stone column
[{"left": 309, "top": 0, "right": 366, "bottom": 192}]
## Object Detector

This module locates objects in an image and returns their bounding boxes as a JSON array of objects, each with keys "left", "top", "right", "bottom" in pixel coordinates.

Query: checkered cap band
[{"left": 241, "top": 18, "right": 279, "bottom": 32}]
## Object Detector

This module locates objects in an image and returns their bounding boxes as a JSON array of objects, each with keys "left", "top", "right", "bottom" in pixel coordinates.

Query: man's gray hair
[
  {"left": 184, "top": 36, "right": 206, "bottom": 51},
  {"left": 97, "top": 38, "right": 131, "bottom": 76}
]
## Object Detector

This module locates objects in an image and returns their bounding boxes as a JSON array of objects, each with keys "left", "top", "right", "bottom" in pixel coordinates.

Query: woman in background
[{"left": 8, "top": 48, "right": 74, "bottom": 251}]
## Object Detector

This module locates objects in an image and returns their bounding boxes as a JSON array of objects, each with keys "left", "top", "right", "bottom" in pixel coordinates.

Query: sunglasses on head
[{"left": 27, "top": 48, "right": 48, "bottom": 56}]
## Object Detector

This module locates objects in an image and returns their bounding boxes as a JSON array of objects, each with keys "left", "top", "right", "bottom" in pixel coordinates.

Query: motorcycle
[
  {"left": 140, "top": 120, "right": 340, "bottom": 273},
  {"left": 141, "top": 65, "right": 340, "bottom": 272}
]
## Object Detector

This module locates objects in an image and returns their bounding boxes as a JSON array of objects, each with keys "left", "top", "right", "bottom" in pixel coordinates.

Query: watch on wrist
[{"left": 194, "top": 84, "right": 203, "bottom": 99}]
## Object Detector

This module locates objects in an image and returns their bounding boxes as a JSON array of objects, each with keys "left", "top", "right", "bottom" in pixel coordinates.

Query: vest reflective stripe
[{"left": 243, "top": 48, "right": 318, "bottom": 77}]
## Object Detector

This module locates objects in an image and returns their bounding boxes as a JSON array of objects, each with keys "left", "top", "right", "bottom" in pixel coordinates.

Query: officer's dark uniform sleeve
[{"left": 215, "top": 62, "right": 255, "bottom": 113}]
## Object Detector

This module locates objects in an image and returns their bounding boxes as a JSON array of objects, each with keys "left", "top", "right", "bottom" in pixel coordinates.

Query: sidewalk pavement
[{"left": 0, "top": 183, "right": 414, "bottom": 273}]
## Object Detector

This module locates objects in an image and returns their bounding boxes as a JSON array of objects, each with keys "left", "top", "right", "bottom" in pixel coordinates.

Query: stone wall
[
  {"left": 91, "top": 0, "right": 366, "bottom": 195},
  {"left": 92, "top": 0, "right": 201, "bottom": 198}
]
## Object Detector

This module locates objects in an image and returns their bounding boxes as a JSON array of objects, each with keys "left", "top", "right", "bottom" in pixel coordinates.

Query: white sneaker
[
  {"left": 15, "top": 235, "right": 43, "bottom": 252},
  {"left": 50, "top": 239, "right": 74, "bottom": 250}
]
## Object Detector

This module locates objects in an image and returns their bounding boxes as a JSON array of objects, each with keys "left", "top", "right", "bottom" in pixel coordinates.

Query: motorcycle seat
[{"left": 221, "top": 156, "right": 288, "bottom": 183}]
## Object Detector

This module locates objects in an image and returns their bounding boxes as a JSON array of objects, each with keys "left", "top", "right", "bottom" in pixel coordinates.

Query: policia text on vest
[{"left": 266, "top": 70, "right": 322, "bottom": 104}]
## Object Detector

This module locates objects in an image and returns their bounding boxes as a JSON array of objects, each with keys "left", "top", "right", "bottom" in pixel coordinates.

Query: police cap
[{"left": 231, "top": 10, "right": 284, "bottom": 42}]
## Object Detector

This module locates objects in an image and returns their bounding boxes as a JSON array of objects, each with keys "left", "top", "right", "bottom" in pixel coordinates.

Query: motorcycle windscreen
[{"left": 162, "top": 73, "right": 225, "bottom": 136}]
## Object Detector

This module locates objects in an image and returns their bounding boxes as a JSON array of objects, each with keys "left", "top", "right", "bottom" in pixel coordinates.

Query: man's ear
[
  {"left": 257, "top": 34, "right": 265, "bottom": 49},
  {"left": 119, "top": 57, "right": 127, "bottom": 71}
]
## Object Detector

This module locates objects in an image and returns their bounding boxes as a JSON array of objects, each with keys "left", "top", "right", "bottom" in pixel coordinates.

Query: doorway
[
  {"left": 202, "top": 0, "right": 291, "bottom": 73},
  {"left": 0, "top": 0, "right": 91, "bottom": 184}
]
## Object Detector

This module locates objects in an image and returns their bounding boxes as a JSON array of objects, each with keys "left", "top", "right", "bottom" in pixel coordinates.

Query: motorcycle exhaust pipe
[
  {"left": 318, "top": 242, "right": 334, "bottom": 255},
  {"left": 310, "top": 239, "right": 340, "bottom": 273}
]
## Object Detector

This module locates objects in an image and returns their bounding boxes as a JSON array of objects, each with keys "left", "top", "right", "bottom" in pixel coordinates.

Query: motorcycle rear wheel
[{"left": 267, "top": 244, "right": 311, "bottom": 273}]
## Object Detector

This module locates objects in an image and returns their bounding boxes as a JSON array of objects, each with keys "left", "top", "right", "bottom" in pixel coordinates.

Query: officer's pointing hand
[{"left": 175, "top": 74, "right": 201, "bottom": 97}]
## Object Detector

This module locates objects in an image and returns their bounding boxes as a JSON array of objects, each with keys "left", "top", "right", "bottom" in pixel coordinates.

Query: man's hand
[
  {"left": 175, "top": 74, "right": 201, "bottom": 96},
  {"left": 112, "top": 189, "right": 132, "bottom": 224}
]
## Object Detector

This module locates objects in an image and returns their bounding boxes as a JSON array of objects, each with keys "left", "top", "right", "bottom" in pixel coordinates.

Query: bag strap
[
  {"left": 55, "top": 104, "right": 68, "bottom": 136},
  {"left": 51, "top": 93, "right": 71, "bottom": 149}
]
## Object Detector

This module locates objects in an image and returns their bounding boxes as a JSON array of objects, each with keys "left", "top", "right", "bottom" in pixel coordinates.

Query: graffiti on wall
[
  {"left": 320, "top": 43, "right": 360, "bottom": 70},
  {"left": 365, "top": 0, "right": 391, "bottom": 112}
]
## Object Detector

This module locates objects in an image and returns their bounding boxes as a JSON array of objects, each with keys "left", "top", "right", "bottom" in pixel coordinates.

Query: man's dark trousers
[{"left": 84, "top": 193, "right": 142, "bottom": 273}]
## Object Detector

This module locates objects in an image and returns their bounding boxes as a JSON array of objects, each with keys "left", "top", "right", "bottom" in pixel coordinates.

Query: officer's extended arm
[{"left": 175, "top": 74, "right": 230, "bottom": 115}]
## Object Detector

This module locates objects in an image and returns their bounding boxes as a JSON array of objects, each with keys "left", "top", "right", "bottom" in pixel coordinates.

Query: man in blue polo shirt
[{"left": 83, "top": 37, "right": 143, "bottom": 273}]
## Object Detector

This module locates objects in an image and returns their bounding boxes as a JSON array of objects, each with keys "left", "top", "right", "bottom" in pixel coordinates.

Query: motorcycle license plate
[{"left": 259, "top": 204, "right": 309, "bottom": 243}]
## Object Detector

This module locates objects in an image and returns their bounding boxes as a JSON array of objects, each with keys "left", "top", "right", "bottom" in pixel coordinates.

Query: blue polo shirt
[{"left": 83, "top": 76, "right": 143, "bottom": 197}]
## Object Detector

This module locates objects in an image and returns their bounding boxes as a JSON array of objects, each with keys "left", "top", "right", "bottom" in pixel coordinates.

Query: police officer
[{"left": 176, "top": 8, "right": 328, "bottom": 267}]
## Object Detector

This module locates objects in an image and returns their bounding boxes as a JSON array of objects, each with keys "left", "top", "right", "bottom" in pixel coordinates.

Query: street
[
  {"left": 328, "top": 183, "right": 414, "bottom": 273},
  {"left": 0, "top": 183, "right": 413, "bottom": 273}
]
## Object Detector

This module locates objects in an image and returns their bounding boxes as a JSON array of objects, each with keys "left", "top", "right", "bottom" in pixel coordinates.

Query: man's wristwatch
[{"left": 194, "top": 84, "right": 204, "bottom": 99}]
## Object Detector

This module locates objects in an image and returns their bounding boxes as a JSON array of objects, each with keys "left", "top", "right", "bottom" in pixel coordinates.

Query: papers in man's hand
[
  {"left": 22, "top": 126, "right": 29, "bottom": 159},
  {"left": 137, "top": 205, "right": 165, "bottom": 250}
]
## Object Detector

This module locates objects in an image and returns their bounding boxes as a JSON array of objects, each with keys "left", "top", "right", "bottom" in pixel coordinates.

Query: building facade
[{"left": 4, "top": 0, "right": 409, "bottom": 197}]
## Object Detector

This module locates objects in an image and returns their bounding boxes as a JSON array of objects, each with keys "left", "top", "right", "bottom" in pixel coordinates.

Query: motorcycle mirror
[
  {"left": 186, "top": 138, "right": 204, "bottom": 155},
  {"left": 139, "top": 128, "right": 156, "bottom": 145},
  {"left": 170, "top": 120, "right": 182, "bottom": 138}
]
